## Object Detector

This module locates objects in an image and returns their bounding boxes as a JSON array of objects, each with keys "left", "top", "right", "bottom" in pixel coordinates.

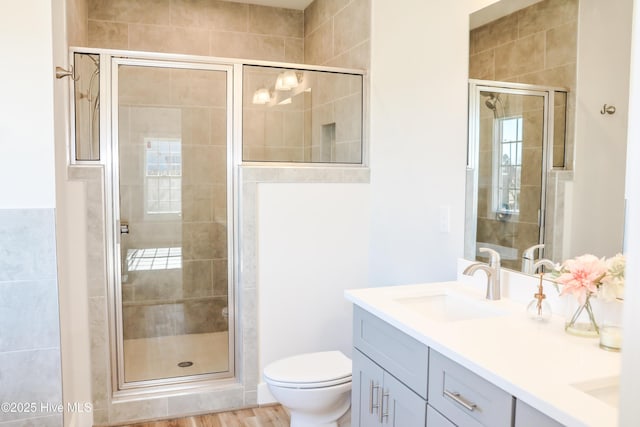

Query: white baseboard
[{"left": 257, "top": 382, "right": 277, "bottom": 405}]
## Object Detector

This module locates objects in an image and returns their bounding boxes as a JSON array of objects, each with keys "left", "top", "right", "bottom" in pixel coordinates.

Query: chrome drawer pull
[
  {"left": 444, "top": 389, "right": 478, "bottom": 412},
  {"left": 369, "top": 380, "right": 380, "bottom": 414},
  {"left": 379, "top": 389, "right": 390, "bottom": 423}
]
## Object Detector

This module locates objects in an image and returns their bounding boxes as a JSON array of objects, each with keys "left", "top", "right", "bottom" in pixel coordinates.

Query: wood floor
[{"left": 116, "top": 405, "right": 290, "bottom": 427}]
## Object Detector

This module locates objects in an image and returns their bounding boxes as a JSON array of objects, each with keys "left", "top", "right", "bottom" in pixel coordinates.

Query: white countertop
[{"left": 345, "top": 281, "right": 620, "bottom": 427}]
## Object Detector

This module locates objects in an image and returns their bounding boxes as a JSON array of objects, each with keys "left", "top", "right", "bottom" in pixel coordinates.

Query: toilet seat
[{"left": 264, "top": 351, "right": 352, "bottom": 389}]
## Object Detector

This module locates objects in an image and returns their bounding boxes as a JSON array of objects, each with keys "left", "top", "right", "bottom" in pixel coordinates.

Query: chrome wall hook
[
  {"left": 55, "top": 65, "right": 79, "bottom": 81},
  {"left": 600, "top": 104, "right": 616, "bottom": 115}
]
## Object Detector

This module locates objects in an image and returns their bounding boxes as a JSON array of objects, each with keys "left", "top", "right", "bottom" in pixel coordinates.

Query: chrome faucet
[
  {"left": 463, "top": 247, "right": 501, "bottom": 300},
  {"left": 522, "top": 244, "right": 544, "bottom": 274},
  {"left": 532, "top": 258, "right": 556, "bottom": 274}
]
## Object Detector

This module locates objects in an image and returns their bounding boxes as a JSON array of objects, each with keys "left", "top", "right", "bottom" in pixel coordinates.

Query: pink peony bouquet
[{"left": 553, "top": 253, "right": 625, "bottom": 304}]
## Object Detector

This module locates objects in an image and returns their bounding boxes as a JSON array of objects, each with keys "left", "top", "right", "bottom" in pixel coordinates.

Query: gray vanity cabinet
[
  {"left": 351, "top": 306, "right": 562, "bottom": 427},
  {"left": 353, "top": 349, "right": 427, "bottom": 426},
  {"left": 352, "top": 307, "right": 429, "bottom": 426},
  {"left": 426, "top": 405, "right": 456, "bottom": 427},
  {"left": 428, "top": 350, "right": 513, "bottom": 427},
  {"left": 514, "top": 400, "right": 564, "bottom": 427}
]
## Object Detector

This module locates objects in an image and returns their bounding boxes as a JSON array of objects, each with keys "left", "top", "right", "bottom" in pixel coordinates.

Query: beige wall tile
[
  {"left": 181, "top": 107, "right": 211, "bottom": 145},
  {"left": 335, "top": 94, "right": 362, "bottom": 142},
  {"left": 88, "top": 20, "right": 128, "bottom": 49},
  {"left": 285, "top": 38, "right": 304, "bottom": 63},
  {"left": 249, "top": 5, "right": 303, "bottom": 38},
  {"left": 243, "top": 109, "right": 266, "bottom": 148},
  {"left": 304, "top": 0, "right": 349, "bottom": 36},
  {"left": 471, "top": 13, "right": 518, "bottom": 54},
  {"left": 546, "top": 20, "right": 577, "bottom": 69},
  {"left": 326, "top": 40, "right": 369, "bottom": 69},
  {"left": 522, "top": 147, "right": 543, "bottom": 186},
  {"left": 518, "top": 0, "right": 578, "bottom": 38},
  {"left": 494, "top": 32, "right": 545, "bottom": 80},
  {"left": 304, "top": 0, "right": 329, "bottom": 36},
  {"left": 304, "top": 20, "right": 333, "bottom": 65},
  {"left": 265, "top": 111, "right": 284, "bottom": 147},
  {"left": 519, "top": 185, "right": 542, "bottom": 224},
  {"left": 212, "top": 259, "right": 228, "bottom": 296},
  {"left": 333, "top": 0, "right": 370, "bottom": 57},
  {"left": 128, "top": 24, "right": 209, "bottom": 56},
  {"left": 170, "top": 69, "right": 227, "bottom": 108},
  {"left": 283, "top": 111, "right": 305, "bottom": 147},
  {"left": 67, "top": 0, "right": 88, "bottom": 46},
  {"left": 119, "top": 67, "right": 171, "bottom": 105},
  {"left": 210, "top": 108, "right": 228, "bottom": 146},
  {"left": 517, "top": 63, "right": 576, "bottom": 89},
  {"left": 89, "top": 0, "right": 171, "bottom": 25},
  {"left": 182, "top": 184, "right": 214, "bottom": 222},
  {"left": 182, "top": 260, "right": 214, "bottom": 298},
  {"left": 469, "top": 49, "right": 495, "bottom": 80},
  {"left": 171, "top": 0, "right": 248, "bottom": 32},
  {"left": 210, "top": 31, "right": 286, "bottom": 61}
]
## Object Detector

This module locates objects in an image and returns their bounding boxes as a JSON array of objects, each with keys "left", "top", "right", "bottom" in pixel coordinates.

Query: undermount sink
[
  {"left": 572, "top": 376, "right": 620, "bottom": 408},
  {"left": 395, "top": 292, "right": 505, "bottom": 322}
]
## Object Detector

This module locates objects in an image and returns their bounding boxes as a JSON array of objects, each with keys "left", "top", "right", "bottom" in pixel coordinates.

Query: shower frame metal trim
[
  {"left": 467, "top": 79, "right": 567, "bottom": 262},
  {"left": 106, "top": 55, "right": 237, "bottom": 398}
]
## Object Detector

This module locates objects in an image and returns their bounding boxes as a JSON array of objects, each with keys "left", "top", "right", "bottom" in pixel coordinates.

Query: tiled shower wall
[
  {"left": 0, "top": 209, "right": 62, "bottom": 427},
  {"left": 87, "top": 0, "right": 304, "bottom": 63},
  {"left": 469, "top": 0, "right": 577, "bottom": 265}
]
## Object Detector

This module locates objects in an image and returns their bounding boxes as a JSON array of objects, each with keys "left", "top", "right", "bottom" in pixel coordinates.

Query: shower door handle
[{"left": 120, "top": 221, "right": 129, "bottom": 234}]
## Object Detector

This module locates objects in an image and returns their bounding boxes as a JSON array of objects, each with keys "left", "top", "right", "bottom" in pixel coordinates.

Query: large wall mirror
[{"left": 464, "top": 0, "right": 632, "bottom": 273}]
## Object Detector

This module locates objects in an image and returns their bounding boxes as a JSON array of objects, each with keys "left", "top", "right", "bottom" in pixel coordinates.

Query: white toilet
[{"left": 263, "top": 351, "right": 352, "bottom": 427}]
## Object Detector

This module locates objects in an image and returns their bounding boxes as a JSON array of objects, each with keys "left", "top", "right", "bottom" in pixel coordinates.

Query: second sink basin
[
  {"left": 572, "top": 376, "right": 620, "bottom": 408},
  {"left": 395, "top": 292, "right": 505, "bottom": 322}
]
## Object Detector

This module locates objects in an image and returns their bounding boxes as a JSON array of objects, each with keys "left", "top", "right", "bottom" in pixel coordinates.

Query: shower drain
[{"left": 177, "top": 361, "right": 194, "bottom": 368}]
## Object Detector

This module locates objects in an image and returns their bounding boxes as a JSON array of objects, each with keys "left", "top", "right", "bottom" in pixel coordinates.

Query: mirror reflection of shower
[
  {"left": 74, "top": 52, "right": 100, "bottom": 161},
  {"left": 483, "top": 92, "right": 505, "bottom": 118}
]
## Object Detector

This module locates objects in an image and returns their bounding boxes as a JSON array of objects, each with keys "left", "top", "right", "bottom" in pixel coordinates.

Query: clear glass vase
[{"left": 565, "top": 293, "right": 599, "bottom": 337}]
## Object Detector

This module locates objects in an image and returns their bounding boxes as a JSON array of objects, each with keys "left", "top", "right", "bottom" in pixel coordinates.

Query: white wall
[
  {"left": 620, "top": 1, "right": 640, "bottom": 424},
  {"left": 0, "top": 0, "right": 56, "bottom": 208},
  {"left": 257, "top": 183, "right": 370, "bottom": 402},
  {"left": 368, "top": 0, "right": 497, "bottom": 286},
  {"left": 570, "top": 0, "right": 632, "bottom": 258},
  {"left": 51, "top": 1, "right": 94, "bottom": 426}
]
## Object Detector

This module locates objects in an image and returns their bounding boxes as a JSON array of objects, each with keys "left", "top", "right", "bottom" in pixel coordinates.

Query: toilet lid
[{"left": 263, "top": 351, "right": 352, "bottom": 388}]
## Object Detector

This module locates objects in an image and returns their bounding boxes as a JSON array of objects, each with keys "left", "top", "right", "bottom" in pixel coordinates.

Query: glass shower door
[
  {"left": 473, "top": 89, "right": 547, "bottom": 270},
  {"left": 113, "top": 59, "right": 233, "bottom": 387}
]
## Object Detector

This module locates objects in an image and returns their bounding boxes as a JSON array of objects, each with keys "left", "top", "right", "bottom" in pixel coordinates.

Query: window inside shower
[{"left": 493, "top": 116, "right": 523, "bottom": 215}]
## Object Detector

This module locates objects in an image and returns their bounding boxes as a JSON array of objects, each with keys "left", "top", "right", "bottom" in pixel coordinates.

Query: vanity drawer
[
  {"left": 353, "top": 306, "right": 429, "bottom": 399},
  {"left": 428, "top": 350, "right": 513, "bottom": 427}
]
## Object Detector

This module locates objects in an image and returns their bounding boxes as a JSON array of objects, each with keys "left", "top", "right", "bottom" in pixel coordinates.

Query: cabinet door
[
  {"left": 353, "top": 349, "right": 384, "bottom": 427},
  {"left": 383, "top": 371, "right": 427, "bottom": 427},
  {"left": 514, "top": 400, "right": 564, "bottom": 427},
  {"left": 427, "top": 405, "right": 456, "bottom": 427}
]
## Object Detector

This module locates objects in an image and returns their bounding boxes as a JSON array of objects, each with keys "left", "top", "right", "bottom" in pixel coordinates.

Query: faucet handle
[
  {"left": 478, "top": 247, "right": 500, "bottom": 267},
  {"left": 522, "top": 244, "right": 545, "bottom": 260}
]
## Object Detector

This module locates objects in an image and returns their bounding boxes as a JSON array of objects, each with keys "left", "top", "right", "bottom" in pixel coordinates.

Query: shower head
[{"left": 485, "top": 94, "right": 499, "bottom": 111}]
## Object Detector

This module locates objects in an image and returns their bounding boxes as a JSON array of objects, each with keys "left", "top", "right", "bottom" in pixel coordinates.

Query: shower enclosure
[
  {"left": 69, "top": 49, "right": 364, "bottom": 399},
  {"left": 466, "top": 80, "right": 568, "bottom": 270},
  {"left": 112, "top": 59, "right": 235, "bottom": 388}
]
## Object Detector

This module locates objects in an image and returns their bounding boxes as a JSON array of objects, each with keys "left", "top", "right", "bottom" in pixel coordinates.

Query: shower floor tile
[{"left": 124, "top": 331, "right": 229, "bottom": 382}]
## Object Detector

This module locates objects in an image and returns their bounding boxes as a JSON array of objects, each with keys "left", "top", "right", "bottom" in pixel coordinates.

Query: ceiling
[{"left": 223, "top": 0, "right": 314, "bottom": 10}]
